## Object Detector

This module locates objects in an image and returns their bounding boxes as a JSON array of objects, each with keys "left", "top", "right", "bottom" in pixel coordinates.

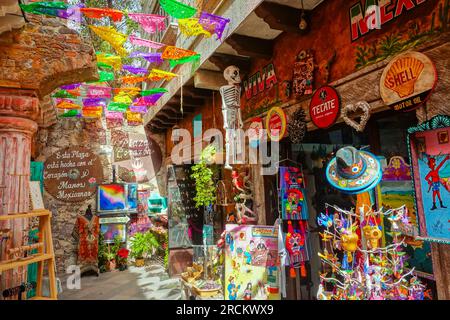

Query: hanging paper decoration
[
  {"left": 105, "top": 111, "right": 124, "bottom": 121},
  {"left": 80, "top": 8, "right": 123, "bottom": 22},
  {"left": 58, "top": 109, "right": 80, "bottom": 118},
  {"left": 108, "top": 102, "right": 129, "bottom": 113},
  {"left": 178, "top": 18, "right": 212, "bottom": 38},
  {"left": 129, "top": 105, "right": 148, "bottom": 114},
  {"left": 95, "top": 70, "right": 115, "bottom": 82},
  {"left": 113, "top": 92, "right": 133, "bottom": 105},
  {"left": 120, "top": 76, "right": 147, "bottom": 85},
  {"left": 86, "top": 85, "right": 112, "bottom": 99},
  {"left": 169, "top": 54, "right": 200, "bottom": 68},
  {"left": 126, "top": 110, "right": 143, "bottom": 126},
  {"left": 129, "top": 52, "right": 164, "bottom": 65},
  {"left": 89, "top": 25, "right": 128, "bottom": 57},
  {"left": 159, "top": 0, "right": 197, "bottom": 19},
  {"left": 128, "top": 13, "right": 167, "bottom": 34},
  {"left": 122, "top": 65, "right": 148, "bottom": 75},
  {"left": 97, "top": 62, "right": 113, "bottom": 70},
  {"left": 82, "top": 106, "right": 103, "bottom": 119},
  {"left": 129, "top": 35, "right": 165, "bottom": 50},
  {"left": 199, "top": 12, "right": 231, "bottom": 40},
  {"left": 133, "top": 93, "right": 165, "bottom": 106},
  {"left": 20, "top": 2, "right": 69, "bottom": 17},
  {"left": 83, "top": 98, "right": 106, "bottom": 107},
  {"left": 162, "top": 46, "right": 197, "bottom": 60},
  {"left": 96, "top": 52, "right": 122, "bottom": 70},
  {"left": 60, "top": 83, "right": 82, "bottom": 90},
  {"left": 141, "top": 88, "right": 168, "bottom": 96},
  {"left": 52, "top": 90, "right": 76, "bottom": 99},
  {"left": 148, "top": 69, "right": 178, "bottom": 82},
  {"left": 113, "top": 87, "right": 141, "bottom": 97},
  {"left": 66, "top": 87, "right": 82, "bottom": 97},
  {"left": 56, "top": 100, "right": 81, "bottom": 110}
]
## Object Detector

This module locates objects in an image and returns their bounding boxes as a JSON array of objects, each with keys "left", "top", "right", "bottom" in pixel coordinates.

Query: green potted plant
[
  {"left": 191, "top": 145, "right": 217, "bottom": 208},
  {"left": 129, "top": 232, "right": 159, "bottom": 267}
]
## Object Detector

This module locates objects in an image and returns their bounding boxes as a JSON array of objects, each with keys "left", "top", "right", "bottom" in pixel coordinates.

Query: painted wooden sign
[
  {"left": 309, "top": 86, "right": 340, "bottom": 129},
  {"left": 380, "top": 51, "right": 437, "bottom": 112},
  {"left": 43, "top": 147, "right": 103, "bottom": 202},
  {"left": 243, "top": 63, "right": 278, "bottom": 100},
  {"left": 266, "top": 107, "right": 287, "bottom": 142}
]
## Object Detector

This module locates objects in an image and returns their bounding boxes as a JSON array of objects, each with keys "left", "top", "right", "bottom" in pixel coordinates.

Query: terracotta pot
[{"left": 135, "top": 258, "right": 145, "bottom": 267}]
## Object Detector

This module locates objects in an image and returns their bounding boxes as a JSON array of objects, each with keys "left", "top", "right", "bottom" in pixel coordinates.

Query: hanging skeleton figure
[{"left": 220, "top": 66, "right": 243, "bottom": 170}]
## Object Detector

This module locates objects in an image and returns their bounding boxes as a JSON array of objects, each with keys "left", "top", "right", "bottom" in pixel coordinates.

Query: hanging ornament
[
  {"left": 20, "top": 1, "right": 69, "bottom": 17},
  {"left": 80, "top": 7, "right": 123, "bottom": 22},
  {"left": 159, "top": 0, "right": 197, "bottom": 19},
  {"left": 120, "top": 76, "right": 146, "bottom": 85},
  {"left": 169, "top": 54, "right": 201, "bottom": 68},
  {"left": 96, "top": 52, "right": 122, "bottom": 70},
  {"left": 129, "top": 52, "right": 164, "bottom": 65},
  {"left": 288, "top": 108, "right": 307, "bottom": 144},
  {"left": 148, "top": 69, "right": 178, "bottom": 82},
  {"left": 128, "top": 13, "right": 167, "bottom": 34},
  {"left": 89, "top": 25, "right": 128, "bottom": 57},
  {"left": 129, "top": 35, "right": 165, "bottom": 50},
  {"left": 162, "top": 46, "right": 197, "bottom": 60},
  {"left": 178, "top": 18, "right": 212, "bottom": 38},
  {"left": 199, "top": 12, "right": 231, "bottom": 40},
  {"left": 122, "top": 65, "right": 148, "bottom": 75},
  {"left": 141, "top": 88, "right": 168, "bottom": 96}
]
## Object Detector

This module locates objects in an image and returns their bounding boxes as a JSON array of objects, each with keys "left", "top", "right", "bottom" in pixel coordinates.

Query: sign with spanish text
[
  {"left": 266, "top": 107, "right": 287, "bottom": 142},
  {"left": 380, "top": 51, "right": 437, "bottom": 112}
]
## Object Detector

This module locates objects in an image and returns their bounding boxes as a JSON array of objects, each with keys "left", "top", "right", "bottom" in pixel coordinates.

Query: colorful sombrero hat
[{"left": 326, "top": 147, "right": 382, "bottom": 194}]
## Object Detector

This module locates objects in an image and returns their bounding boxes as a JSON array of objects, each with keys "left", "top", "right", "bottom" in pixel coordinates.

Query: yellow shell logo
[{"left": 384, "top": 57, "right": 424, "bottom": 98}]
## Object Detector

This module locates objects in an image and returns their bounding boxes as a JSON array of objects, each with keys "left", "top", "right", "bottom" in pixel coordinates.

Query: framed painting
[{"left": 407, "top": 115, "right": 450, "bottom": 244}]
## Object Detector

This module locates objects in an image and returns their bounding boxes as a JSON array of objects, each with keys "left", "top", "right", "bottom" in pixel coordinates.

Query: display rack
[{"left": 0, "top": 209, "right": 57, "bottom": 300}]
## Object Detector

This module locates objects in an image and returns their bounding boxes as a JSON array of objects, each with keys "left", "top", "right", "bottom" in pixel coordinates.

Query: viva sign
[
  {"left": 243, "top": 63, "right": 278, "bottom": 100},
  {"left": 350, "top": 0, "right": 428, "bottom": 41}
]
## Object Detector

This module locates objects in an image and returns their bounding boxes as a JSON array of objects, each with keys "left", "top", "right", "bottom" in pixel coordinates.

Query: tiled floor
[{"left": 58, "top": 263, "right": 182, "bottom": 300}]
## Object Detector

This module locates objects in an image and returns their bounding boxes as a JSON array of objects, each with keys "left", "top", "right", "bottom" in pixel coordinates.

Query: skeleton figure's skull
[{"left": 224, "top": 65, "right": 241, "bottom": 85}]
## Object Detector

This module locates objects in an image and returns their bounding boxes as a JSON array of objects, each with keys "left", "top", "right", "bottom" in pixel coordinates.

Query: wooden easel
[{"left": 0, "top": 210, "right": 57, "bottom": 300}]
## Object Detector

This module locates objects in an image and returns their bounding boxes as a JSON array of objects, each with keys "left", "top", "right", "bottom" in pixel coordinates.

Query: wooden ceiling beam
[
  {"left": 225, "top": 34, "right": 273, "bottom": 59},
  {"left": 208, "top": 53, "right": 251, "bottom": 75},
  {"left": 254, "top": 2, "right": 308, "bottom": 35}
]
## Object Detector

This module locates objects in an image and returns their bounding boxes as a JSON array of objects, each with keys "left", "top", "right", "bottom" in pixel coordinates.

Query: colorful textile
[
  {"left": 96, "top": 52, "right": 122, "bottom": 70},
  {"left": 178, "top": 18, "right": 212, "bottom": 38},
  {"left": 148, "top": 69, "right": 178, "bottom": 82},
  {"left": 141, "top": 88, "right": 168, "bottom": 96},
  {"left": 128, "top": 13, "right": 167, "bottom": 34},
  {"left": 159, "top": 0, "right": 197, "bottom": 19},
  {"left": 129, "top": 51, "right": 164, "bottom": 65},
  {"left": 73, "top": 215, "right": 100, "bottom": 274},
  {"left": 199, "top": 12, "right": 230, "bottom": 40},
  {"left": 120, "top": 76, "right": 146, "bottom": 84},
  {"left": 122, "top": 65, "right": 148, "bottom": 75},
  {"left": 129, "top": 35, "right": 165, "bottom": 50},
  {"left": 169, "top": 53, "right": 200, "bottom": 68},
  {"left": 108, "top": 102, "right": 129, "bottom": 112},
  {"left": 162, "top": 46, "right": 197, "bottom": 60},
  {"left": 89, "top": 25, "right": 128, "bottom": 57},
  {"left": 80, "top": 8, "right": 123, "bottom": 22}
]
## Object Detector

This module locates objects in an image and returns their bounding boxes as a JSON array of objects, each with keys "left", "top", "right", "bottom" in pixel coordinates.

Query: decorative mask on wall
[{"left": 293, "top": 50, "right": 315, "bottom": 97}]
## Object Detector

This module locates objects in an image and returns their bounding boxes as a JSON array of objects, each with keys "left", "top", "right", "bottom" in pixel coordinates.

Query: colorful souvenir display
[
  {"left": 225, "top": 225, "right": 280, "bottom": 300},
  {"left": 285, "top": 221, "right": 308, "bottom": 278},
  {"left": 326, "top": 146, "right": 382, "bottom": 195},
  {"left": 317, "top": 204, "right": 426, "bottom": 300},
  {"left": 279, "top": 167, "right": 307, "bottom": 220}
]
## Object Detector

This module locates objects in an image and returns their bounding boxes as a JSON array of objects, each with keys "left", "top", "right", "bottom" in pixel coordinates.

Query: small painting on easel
[{"left": 29, "top": 181, "right": 45, "bottom": 211}]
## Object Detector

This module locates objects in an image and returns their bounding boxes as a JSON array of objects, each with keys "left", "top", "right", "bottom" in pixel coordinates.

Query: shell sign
[{"left": 380, "top": 51, "right": 437, "bottom": 112}]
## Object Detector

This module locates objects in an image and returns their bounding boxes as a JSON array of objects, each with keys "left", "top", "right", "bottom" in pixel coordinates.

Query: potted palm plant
[{"left": 129, "top": 232, "right": 159, "bottom": 267}]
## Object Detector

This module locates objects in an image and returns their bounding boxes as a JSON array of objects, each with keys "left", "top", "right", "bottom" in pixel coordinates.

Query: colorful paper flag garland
[
  {"left": 159, "top": 0, "right": 197, "bottom": 19},
  {"left": 128, "top": 13, "right": 167, "bottom": 34},
  {"left": 89, "top": 25, "right": 128, "bottom": 57}
]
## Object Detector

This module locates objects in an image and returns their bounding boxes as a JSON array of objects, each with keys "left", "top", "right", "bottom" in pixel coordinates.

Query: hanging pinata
[
  {"left": 89, "top": 25, "right": 128, "bottom": 57},
  {"left": 159, "top": 0, "right": 197, "bottom": 19},
  {"left": 128, "top": 13, "right": 167, "bottom": 34}
]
